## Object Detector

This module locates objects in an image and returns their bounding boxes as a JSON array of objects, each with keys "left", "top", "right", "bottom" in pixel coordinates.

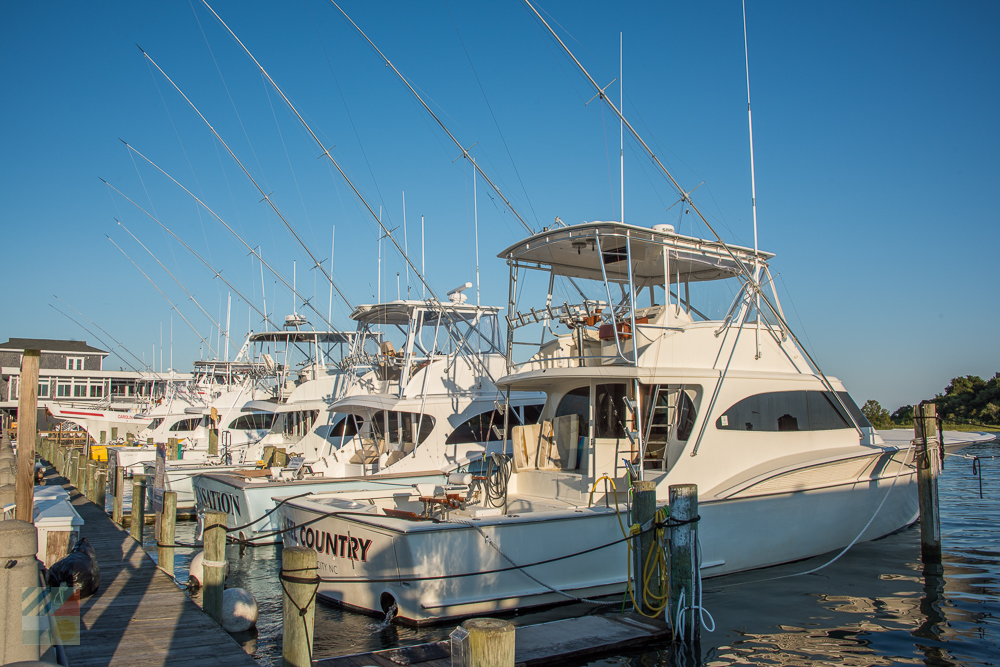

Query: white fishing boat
[
  {"left": 145, "top": 327, "right": 357, "bottom": 510},
  {"left": 275, "top": 221, "right": 935, "bottom": 623},
  {"left": 194, "top": 297, "right": 544, "bottom": 543}
]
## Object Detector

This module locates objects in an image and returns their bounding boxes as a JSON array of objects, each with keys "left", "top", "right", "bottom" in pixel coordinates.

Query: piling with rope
[
  {"left": 202, "top": 509, "right": 227, "bottom": 625},
  {"left": 158, "top": 490, "right": 177, "bottom": 578},
  {"left": 668, "top": 484, "right": 699, "bottom": 641},
  {"left": 632, "top": 480, "right": 659, "bottom": 616},
  {"left": 281, "top": 546, "right": 318, "bottom": 667},
  {"left": 129, "top": 474, "right": 146, "bottom": 543},
  {"left": 915, "top": 402, "right": 942, "bottom": 564}
]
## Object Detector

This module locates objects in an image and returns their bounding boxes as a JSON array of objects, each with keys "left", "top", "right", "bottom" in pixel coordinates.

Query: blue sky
[{"left": 2, "top": 1, "right": 997, "bottom": 412}]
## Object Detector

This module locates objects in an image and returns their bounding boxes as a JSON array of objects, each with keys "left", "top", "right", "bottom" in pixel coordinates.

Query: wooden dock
[
  {"left": 43, "top": 466, "right": 258, "bottom": 667},
  {"left": 314, "top": 613, "right": 670, "bottom": 667}
]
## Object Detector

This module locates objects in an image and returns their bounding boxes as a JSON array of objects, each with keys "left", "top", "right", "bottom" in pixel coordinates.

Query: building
[{"left": 0, "top": 337, "right": 178, "bottom": 430}]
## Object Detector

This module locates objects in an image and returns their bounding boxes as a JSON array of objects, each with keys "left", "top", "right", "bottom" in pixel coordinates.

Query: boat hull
[{"left": 277, "top": 468, "right": 919, "bottom": 624}]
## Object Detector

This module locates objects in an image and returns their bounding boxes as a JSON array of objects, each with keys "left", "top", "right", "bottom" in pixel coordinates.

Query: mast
[{"left": 620, "top": 31, "right": 624, "bottom": 227}]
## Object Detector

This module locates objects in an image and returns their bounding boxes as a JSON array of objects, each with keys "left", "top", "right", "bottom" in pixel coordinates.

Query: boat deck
[{"left": 41, "top": 466, "right": 258, "bottom": 667}]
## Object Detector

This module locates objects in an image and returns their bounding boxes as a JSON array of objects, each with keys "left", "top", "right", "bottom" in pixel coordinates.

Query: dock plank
[
  {"left": 40, "top": 467, "right": 258, "bottom": 667},
  {"left": 314, "top": 614, "right": 669, "bottom": 667}
]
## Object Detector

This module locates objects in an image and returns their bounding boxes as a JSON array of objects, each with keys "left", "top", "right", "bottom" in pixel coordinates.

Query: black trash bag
[{"left": 46, "top": 537, "right": 100, "bottom": 598}]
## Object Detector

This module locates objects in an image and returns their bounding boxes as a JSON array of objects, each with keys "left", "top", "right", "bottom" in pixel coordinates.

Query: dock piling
[
  {"left": 14, "top": 349, "right": 39, "bottom": 522},
  {"left": 86, "top": 460, "right": 97, "bottom": 502},
  {"left": 158, "top": 490, "right": 177, "bottom": 578},
  {"left": 915, "top": 402, "right": 942, "bottom": 564},
  {"left": 632, "top": 479, "right": 658, "bottom": 615},
  {"left": 668, "top": 484, "right": 699, "bottom": 641},
  {"left": 459, "top": 618, "right": 516, "bottom": 667},
  {"left": 281, "top": 546, "right": 318, "bottom": 667},
  {"left": 95, "top": 460, "right": 107, "bottom": 512},
  {"left": 130, "top": 474, "right": 146, "bottom": 542},
  {"left": 0, "top": 520, "right": 44, "bottom": 663},
  {"left": 112, "top": 465, "right": 125, "bottom": 525},
  {"left": 203, "top": 509, "right": 228, "bottom": 625}
]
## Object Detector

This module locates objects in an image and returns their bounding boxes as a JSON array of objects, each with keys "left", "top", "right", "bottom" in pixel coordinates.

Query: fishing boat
[
  {"left": 193, "top": 296, "right": 544, "bottom": 543},
  {"left": 274, "top": 220, "right": 931, "bottom": 624}
]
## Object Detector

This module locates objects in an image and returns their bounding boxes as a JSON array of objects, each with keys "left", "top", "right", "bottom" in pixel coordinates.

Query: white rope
[
  {"left": 446, "top": 518, "right": 620, "bottom": 605},
  {"left": 717, "top": 442, "right": 915, "bottom": 589}
]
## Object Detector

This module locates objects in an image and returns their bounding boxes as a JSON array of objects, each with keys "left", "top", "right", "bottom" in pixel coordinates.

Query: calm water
[{"left": 143, "top": 438, "right": 999, "bottom": 666}]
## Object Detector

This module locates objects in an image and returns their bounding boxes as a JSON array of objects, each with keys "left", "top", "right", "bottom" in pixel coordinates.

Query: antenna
[
  {"left": 620, "top": 31, "right": 624, "bottom": 227},
  {"left": 421, "top": 215, "right": 425, "bottom": 299},
  {"left": 473, "top": 158, "right": 480, "bottom": 307},
  {"left": 743, "top": 0, "right": 762, "bottom": 359},
  {"left": 329, "top": 225, "right": 335, "bottom": 324},
  {"left": 403, "top": 192, "right": 409, "bottom": 298}
]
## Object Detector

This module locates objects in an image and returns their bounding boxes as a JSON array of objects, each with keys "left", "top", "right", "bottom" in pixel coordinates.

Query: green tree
[
  {"left": 890, "top": 404, "right": 914, "bottom": 425},
  {"left": 862, "top": 399, "right": 892, "bottom": 429}
]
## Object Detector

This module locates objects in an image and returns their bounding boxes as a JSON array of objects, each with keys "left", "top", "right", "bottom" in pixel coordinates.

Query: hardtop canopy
[{"left": 497, "top": 221, "right": 773, "bottom": 284}]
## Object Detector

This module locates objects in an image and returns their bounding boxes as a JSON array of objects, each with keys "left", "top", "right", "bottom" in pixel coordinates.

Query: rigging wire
[
  {"left": 120, "top": 140, "right": 337, "bottom": 330},
  {"left": 136, "top": 45, "right": 353, "bottom": 319}
]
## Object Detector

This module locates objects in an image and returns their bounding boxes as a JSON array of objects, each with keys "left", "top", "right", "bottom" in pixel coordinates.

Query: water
[{"left": 142, "top": 439, "right": 999, "bottom": 666}]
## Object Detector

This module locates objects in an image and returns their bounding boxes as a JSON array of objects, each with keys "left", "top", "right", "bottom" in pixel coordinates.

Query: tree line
[{"left": 861, "top": 372, "right": 1000, "bottom": 429}]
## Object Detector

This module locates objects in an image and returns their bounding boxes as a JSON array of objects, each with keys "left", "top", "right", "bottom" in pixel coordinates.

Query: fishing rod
[
  {"left": 119, "top": 140, "right": 337, "bottom": 331},
  {"left": 48, "top": 303, "right": 142, "bottom": 374},
  {"left": 200, "top": 2, "right": 499, "bottom": 382},
  {"left": 107, "top": 234, "right": 218, "bottom": 357},
  {"left": 116, "top": 219, "right": 235, "bottom": 355},
  {"left": 52, "top": 294, "right": 166, "bottom": 380},
  {"left": 520, "top": 0, "right": 864, "bottom": 438},
  {"left": 135, "top": 46, "right": 354, "bottom": 318},
  {"left": 319, "top": 0, "right": 534, "bottom": 236},
  {"left": 101, "top": 178, "right": 279, "bottom": 332}
]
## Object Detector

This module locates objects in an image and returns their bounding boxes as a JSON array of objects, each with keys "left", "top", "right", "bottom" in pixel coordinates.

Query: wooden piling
[
  {"left": 130, "top": 474, "right": 146, "bottom": 543},
  {"left": 915, "top": 402, "right": 941, "bottom": 564},
  {"left": 158, "top": 490, "right": 177, "bottom": 578},
  {"left": 632, "top": 480, "right": 658, "bottom": 615},
  {"left": 14, "top": 349, "right": 39, "bottom": 522},
  {"left": 113, "top": 464, "right": 125, "bottom": 525},
  {"left": 668, "top": 484, "right": 698, "bottom": 640},
  {"left": 281, "top": 546, "right": 318, "bottom": 667},
  {"left": 95, "top": 460, "right": 107, "bottom": 511},
  {"left": 461, "top": 618, "right": 516, "bottom": 667},
  {"left": 86, "top": 460, "right": 97, "bottom": 502},
  {"left": 203, "top": 509, "right": 228, "bottom": 625}
]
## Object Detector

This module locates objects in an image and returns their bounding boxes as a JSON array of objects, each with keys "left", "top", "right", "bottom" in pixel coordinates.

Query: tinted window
[
  {"left": 150, "top": 418, "right": 164, "bottom": 430},
  {"left": 556, "top": 387, "right": 590, "bottom": 436},
  {"left": 519, "top": 404, "right": 544, "bottom": 425},
  {"left": 169, "top": 418, "right": 201, "bottom": 432},
  {"left": 594, "top": 384, "right": 628, "bottom": 438},
  {"left": 330, "top": 413, "right": 364, "bottom": 438},
  {"left": 370, "top": 411, "right": 435, "bottom": 446},
  {"left": 228, "top": 413, "right": 275, "bottom": 430},
  {"left": 446, "top": 409, "right": 506, "bottom": 444},
  {"left": 676, "top": 391, "right": 697, "bottom": 441},
  {"left": 716, "top": 391, "right": 851, "bottom": 432}
]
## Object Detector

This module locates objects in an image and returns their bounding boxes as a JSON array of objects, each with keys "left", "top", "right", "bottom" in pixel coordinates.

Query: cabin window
[
  {"left": 370, "top": 411, "right": 435, "bottom": 447},
  {"left": 555, "top": 385, "right": 630, "bottom": 438},
  {"left": 519, "top": 404, "right": 544, "bottom": 425},
  {"left": 676, "top": 391, "right": 697, "bottom": 441},
  {"left": 168, "top": 418, "right": 201, "bottom": 432},
  {"left": 446, "top": 409, "right": 505, "bottom": 444},
  {"left": 228, "top": 413, "right": 275, "bottom": 430},
  {"left": 149, "top": 418, "right": 164, "bottom": 430},
  {"left": 715, "top": 391, "right": 866, "bottom": 432},
  {"left": 330, "top": 413, "right": 364, "bottom": 439}
]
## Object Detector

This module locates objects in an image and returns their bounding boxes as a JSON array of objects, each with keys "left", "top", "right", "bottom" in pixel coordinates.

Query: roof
[
  {"left": 497, "top": 221, "right": 774, "bottom": 284},
  {"left": 0, "top": 338, "right": 107, "bottom": 355},
  {"left": 350, "top": 300, "right": 501, "bottom": 327},
  {"left": 249, "top": 331, "right": 354, "bottom": 344}
]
